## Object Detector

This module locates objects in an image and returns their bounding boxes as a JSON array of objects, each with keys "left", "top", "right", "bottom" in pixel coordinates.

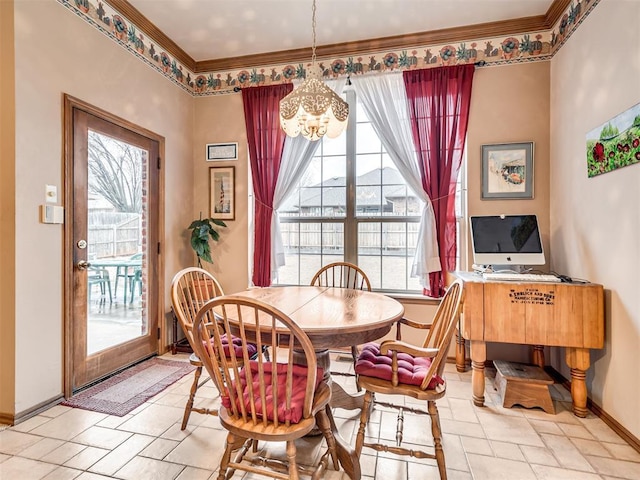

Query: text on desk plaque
[{"left": 508, "top": 288, "right": 555, "bottom": 305}]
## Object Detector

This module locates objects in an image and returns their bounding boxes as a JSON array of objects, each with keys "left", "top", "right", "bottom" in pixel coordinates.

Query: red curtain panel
[
  {"left": 241, "top": 84, "right": 293, "bottom": 286},
  {"left": 403, "top": 65, "right": 475, "bottom": 297}
]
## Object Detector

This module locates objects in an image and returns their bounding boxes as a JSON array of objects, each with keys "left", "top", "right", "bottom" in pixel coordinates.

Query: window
[{"left": 274, "top": 90, "right": 424, "bottom": 292}]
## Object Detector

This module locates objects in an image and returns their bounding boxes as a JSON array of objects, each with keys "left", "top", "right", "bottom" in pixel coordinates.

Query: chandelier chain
[{"left": 311, "top": 0, "right": 317, "bottom": 65}]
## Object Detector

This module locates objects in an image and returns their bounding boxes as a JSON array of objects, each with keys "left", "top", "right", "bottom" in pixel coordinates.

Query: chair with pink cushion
[
  {"left": 171, "top": 267, "right": 258, "bottom": 430},
  {"left": 354, "top": 279, "right": 464, "bottom": 480},
  {"left": 192, "top": 295, "right": 339, "bottom": 480}
]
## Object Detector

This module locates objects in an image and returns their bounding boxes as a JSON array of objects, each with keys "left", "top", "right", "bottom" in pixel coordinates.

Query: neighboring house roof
[{"left": 279, "top": 167, "right": 418, "bottom": 213}]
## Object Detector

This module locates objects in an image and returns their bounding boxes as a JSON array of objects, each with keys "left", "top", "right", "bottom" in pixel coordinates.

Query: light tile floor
[{"left": 1, "top": 353, "right": 639, "bottom": 480}]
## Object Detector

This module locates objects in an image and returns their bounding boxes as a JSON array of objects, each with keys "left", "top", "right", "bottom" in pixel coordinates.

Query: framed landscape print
[
  {"left": 481, "top": 142, "right": 534, "bottom": 199},
  {"left": 209, "top": 166, "right": 235, "bottom": 220}
]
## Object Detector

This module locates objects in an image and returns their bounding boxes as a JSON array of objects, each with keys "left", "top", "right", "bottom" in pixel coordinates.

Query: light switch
[{"left": 45, "top": 185, "right": 58, "bottom": 203}]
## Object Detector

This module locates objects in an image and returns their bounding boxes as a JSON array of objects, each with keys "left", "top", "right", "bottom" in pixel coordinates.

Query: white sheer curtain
[
  {"left": 351, "top": 73, "right": 440, "bottom": 287},
  {"left": 271, "top": 78, "right": 348, "bottom": 280}
]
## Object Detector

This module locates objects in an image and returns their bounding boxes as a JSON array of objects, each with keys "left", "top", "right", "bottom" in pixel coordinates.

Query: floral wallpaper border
[{"left": 57, "top": 0, "right": 601, "bottom": 97}]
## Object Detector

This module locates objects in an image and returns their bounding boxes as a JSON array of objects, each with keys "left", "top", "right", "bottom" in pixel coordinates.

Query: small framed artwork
[
  {"left": 206, "top": 142, "right": 238, "bottom": 161},
  {"left": 209, "top": 166, "right": 235, "bottom": 220},
  {"left": 481, "top": 142, "right": 534, "bottom": 199}
]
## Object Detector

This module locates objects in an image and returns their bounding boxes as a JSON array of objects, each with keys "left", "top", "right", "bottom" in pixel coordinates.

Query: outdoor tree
[{"left": 88, "top": 131, "right": 143, "bottom": 213}]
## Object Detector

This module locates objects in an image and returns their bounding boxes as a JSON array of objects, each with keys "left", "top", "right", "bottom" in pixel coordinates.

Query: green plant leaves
[{"left": 187, "top": 218, "right": 226, "bottom": 264}]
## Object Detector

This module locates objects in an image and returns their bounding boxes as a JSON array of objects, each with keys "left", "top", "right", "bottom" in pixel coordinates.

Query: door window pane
[{"left": 86, "top": 130, "right": 145, "bottom": 354}]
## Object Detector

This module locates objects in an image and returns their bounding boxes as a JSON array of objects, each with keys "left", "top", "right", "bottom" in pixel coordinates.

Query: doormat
[{"left": 62, "top": 357, "right": 195, "bottom": 416}]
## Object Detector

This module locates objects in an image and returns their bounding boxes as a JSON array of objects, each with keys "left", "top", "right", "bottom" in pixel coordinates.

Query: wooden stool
[{"left": 493, "top": 360, "right": 555, "bottom": 414}]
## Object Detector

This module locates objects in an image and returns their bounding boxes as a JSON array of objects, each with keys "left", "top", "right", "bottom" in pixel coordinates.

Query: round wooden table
[{"left": 230, "top": 285, "right": 405, "bottom": 480}]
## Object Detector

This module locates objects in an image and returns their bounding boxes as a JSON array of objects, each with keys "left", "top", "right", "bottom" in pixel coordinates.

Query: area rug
[{"left": 62, "top": 357, "right": 195, "bottom": 416}]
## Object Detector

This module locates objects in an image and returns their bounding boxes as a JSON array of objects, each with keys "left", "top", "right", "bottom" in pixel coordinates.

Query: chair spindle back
[
  {"left": 311, "top": 261, "right": 371, "bottom": 291},
  {"left": 193, "top": 296, "right": 319, "bottom": 428},
  {"left": 170, "top": 267, "right": 224, "bottom": 347},
  {"left": 418, "top": 279, "right": 464, "bottom": 390}
]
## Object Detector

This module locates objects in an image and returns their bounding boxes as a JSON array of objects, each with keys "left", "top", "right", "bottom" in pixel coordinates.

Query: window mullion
[{"left": 344, "top": 89, "right": 357, "bottom": 265}]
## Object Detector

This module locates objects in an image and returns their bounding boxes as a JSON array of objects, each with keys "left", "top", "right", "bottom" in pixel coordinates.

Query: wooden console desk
[{"left": 453, "top": 272, "right": 604, "bottom": 417}]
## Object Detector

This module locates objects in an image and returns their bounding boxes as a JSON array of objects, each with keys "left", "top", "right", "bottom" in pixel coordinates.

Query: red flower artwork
[{"left": 592, "top": 142, "right": 605, "bottom": 162}]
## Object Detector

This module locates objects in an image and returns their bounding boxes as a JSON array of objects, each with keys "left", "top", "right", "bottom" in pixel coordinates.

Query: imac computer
[{"left": 469, "top": 214, "right": 545, "bottom": 269}]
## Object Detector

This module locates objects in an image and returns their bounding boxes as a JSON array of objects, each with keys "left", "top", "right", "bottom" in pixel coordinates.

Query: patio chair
[
  {"left": 128, "top": 267, "right": 142, "bottom": 303},
  {"left": 192, "top": 295, "right": 339, "bottom": 480},
  {"left": 311, "top": 261, "right": 371, "bottom": 391},
  {"left": 353, "top": 279, "right": 463, "bottom": 479},
  {"left": 88, "top": 266, "right": 112, "bottom": 304},
  {"left": 114, "top": 252, "right": 142, "bottom": 302}
]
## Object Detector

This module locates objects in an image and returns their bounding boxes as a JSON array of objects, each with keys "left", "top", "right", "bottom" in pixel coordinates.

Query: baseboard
[
  {"left": 11, "top": 394, "right": 64, "bottom": 426},
  {"left": 473, "top": 360, "right": 639, "bottom": 453},
  {"left": 544, "top": 366, "right": 640, "bottom": 453}
]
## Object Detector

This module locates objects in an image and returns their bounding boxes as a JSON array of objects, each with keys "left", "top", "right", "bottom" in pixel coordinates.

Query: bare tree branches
[{"left": 88, "top": 131, "right": 143, "bottom": 213}]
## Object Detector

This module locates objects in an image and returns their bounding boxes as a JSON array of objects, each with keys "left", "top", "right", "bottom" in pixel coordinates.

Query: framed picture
[
  {"left": 206, "top": 142, "right": 238, "bottom": 161},
  {"left": 209, "top": 166, "right": 235, "bottom": 220},
  {"left": 586, "top": 101, "right": 640, "bottom": 178},
  {"left": 481, "top": 142, "right": 534, "bottom": 199}
]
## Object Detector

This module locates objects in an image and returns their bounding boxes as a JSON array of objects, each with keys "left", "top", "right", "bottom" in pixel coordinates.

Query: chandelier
[{"left": 279, "top": 0, "right": 349, "bottom": 141}]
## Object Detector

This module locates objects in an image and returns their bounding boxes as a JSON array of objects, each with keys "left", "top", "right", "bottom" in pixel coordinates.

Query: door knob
[{"left": 77, "top": 260, "right": 91, "bottom": 270}]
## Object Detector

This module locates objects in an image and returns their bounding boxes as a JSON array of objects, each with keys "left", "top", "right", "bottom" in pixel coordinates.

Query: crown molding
[
  {"left": 194, "top": 14, "right": 550, "bottom": 73},
  {"left": 545, "top": 0, "right": 573, "bottom": 27},
  {"left": 107, "top": 0, "right": 569, "bottom": 74},
  {"left": 106, "top": 0, "right": 196, "bottom": 71},
  {"left": 81, "top": 0, "right": 600, "bottom": 96}
]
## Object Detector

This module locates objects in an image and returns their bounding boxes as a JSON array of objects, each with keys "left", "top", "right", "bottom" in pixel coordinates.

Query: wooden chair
[
  {"left": 354, "top": 279, "right": 464, "bottom": 480},
  {"left": 193, "top": 295, "right": 339, "bottom": 480},
  {"left": 310, "top": 261, "right": 371, "bottom": 391},
  {"left": 170, "top": 267, "right": 225, "bottom": 430}
]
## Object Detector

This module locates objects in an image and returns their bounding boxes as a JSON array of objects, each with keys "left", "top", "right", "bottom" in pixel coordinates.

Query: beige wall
[
  {"left": 5, "top": 0, "right": 637, "bottom": 443},
  {"left": 190, "top": 62, "right": 553, "bottom": 362},
  {"left": 550, "top": 0, "right": 640, "bottom": 439},
  {"left": 0, "top": 0, "right": 17, "bottom": 420},
  {"left": 467, "top": 61, "right": 551, "bottom": 270},
  {"left": 193, "top": 94, "right": 251, "bottom": 294},
  {"left": 466, "top": 61, "right": 552, "bottom": 363},
  {"left": 10, "top": 0, "right": 194, "bottom": 415}
]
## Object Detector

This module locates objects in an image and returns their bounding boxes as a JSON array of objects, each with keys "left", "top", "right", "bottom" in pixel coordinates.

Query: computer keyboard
[{"left": 482, "top": 272, "right": 561, "bottom": 283}]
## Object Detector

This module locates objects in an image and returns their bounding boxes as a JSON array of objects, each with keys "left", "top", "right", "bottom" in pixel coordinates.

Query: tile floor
[{"left": 1, "top": 353, "right": 639, "bottom": 480}]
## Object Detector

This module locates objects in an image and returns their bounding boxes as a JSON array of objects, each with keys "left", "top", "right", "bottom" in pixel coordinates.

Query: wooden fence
[
  {"left": 88, "top": 212, "right": 140, "bottom": 258},
  {"left": 279, "top": 222, "right": 419, "bottom": 253}
]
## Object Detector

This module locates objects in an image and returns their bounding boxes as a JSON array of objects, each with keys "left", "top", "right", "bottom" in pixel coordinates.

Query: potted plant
[{"left": 188, "top": 215, "right": 226, "bottom": 267}]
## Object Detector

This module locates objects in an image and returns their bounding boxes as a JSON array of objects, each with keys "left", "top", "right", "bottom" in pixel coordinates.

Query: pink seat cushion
[
  {"left": 355, "top": 342, "right": 444, "bottom": 389},
  {"left": 222, "top": 361, "right": 323, "bottom": 424},
  {"left": 202, "top": 335, "right": 258, "bottom": 359}
]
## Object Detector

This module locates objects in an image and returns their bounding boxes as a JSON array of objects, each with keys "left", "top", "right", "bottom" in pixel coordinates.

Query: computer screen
[{"left": 469, "top": 214, "right": 545, "bottom": 266}]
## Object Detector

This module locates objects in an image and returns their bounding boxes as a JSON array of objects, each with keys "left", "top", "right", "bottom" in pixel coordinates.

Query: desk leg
[
  {"left": 566, "top": 347, "right": 590, "bottom": 418},
  {"left": 470, "top": 340, "right": 486, "bottom": 407},
  {"left": 532, "top": 345, "right": 545, "bottom": 369},
  {"left": 456, "top": 330, "right": 466, "bottom": 373}
]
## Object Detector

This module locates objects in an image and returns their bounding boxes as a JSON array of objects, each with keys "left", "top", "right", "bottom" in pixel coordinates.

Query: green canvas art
[{"left": 586, "top": 102, "right": 640, "bottom": 178}]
